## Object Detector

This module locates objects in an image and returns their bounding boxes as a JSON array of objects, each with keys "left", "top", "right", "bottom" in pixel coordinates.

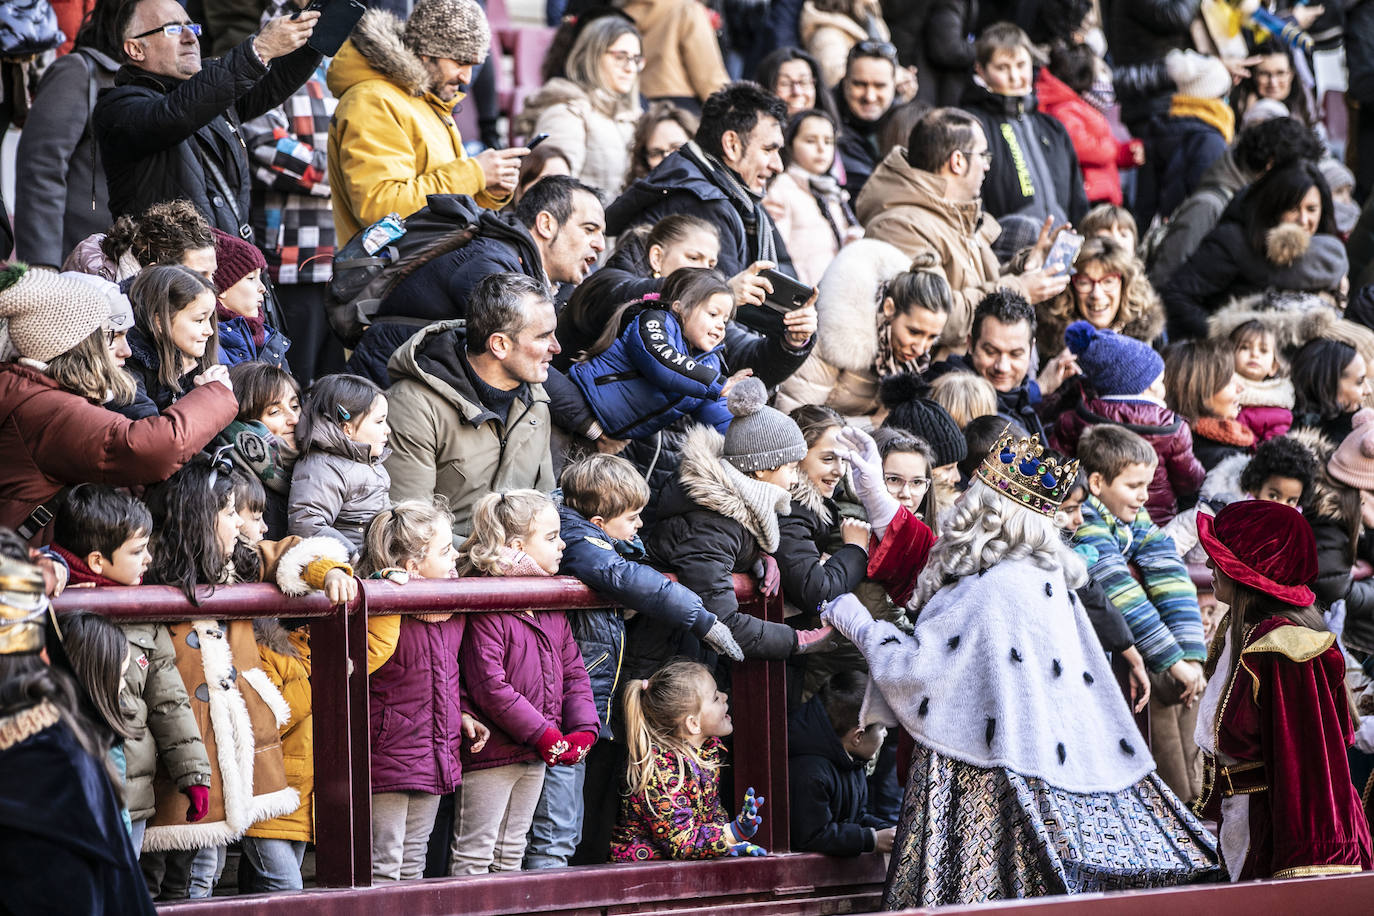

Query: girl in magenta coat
[{"left": 453, "top": 490, "right": 599, "bottom": 875}]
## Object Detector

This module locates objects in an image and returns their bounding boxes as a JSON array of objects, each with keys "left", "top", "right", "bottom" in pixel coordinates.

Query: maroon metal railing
[{"left": 53, "top": 573, "right": 793, "bottom": 890}]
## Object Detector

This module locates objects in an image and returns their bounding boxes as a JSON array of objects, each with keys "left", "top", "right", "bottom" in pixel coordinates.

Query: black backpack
[{"left": 327, "top": 194, "right": 483, "bottom": 346}]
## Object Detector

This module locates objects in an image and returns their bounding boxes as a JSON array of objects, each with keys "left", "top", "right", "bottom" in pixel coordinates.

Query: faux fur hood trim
[
  {"left": 790, "top": 474, "right": 835, "bottom": 527},
  {"left": 345, "top": 10, "right": 433, "bottom": 96},
  {"left": 1287, "top": 426, "right": 1348, "bottom": 523},
  {"left": 253, "top": 618, "right": 301, "bottom": 659},
  {"left": 814, "top": 239, "right": 913, "bottom": 372},
  {"left": 1207, "top": 295, "right": 1340, "bottom": 351},
  {"left": 678, "top": 424, "right": 790, "bottom": 553},
  {"left": 1265, "top": 223, "right": 1311, "bottom": 268},
  {"left": 1237, "top": 375, "right": 1295, "bottom": 409},
  {"left": 1199, "top": 453, "right": 1248, "bottom": 506},
  {"left": 276, "top": 536, "right": 352, "bottom": 597}
]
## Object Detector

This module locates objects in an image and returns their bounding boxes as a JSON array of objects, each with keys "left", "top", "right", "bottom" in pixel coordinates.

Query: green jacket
[
  {"left": 385, "top": 320, "right": 554, "bottom": 538},
  {"left": 120, "top": 623, "right": 211, "bottom": 822}
]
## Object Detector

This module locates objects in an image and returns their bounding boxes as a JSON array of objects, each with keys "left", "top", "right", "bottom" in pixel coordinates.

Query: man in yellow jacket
[{"left": 326, "top": 0, "right": 528, "bottom": 240}]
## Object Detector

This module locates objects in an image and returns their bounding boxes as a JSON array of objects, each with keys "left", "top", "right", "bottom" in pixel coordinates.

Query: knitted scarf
[
  {"left": 788, "top": 164, "right": 858, "bottom": 247},
  {"left": 1192, "top": 416, "right": 1256, "bottom": 447},
  {"left": 218, "top": 303, "right": 266, "bottom": 347},
  {"left": 872, "top": 308, "right": 922, "bottom": 380},
  {"left": 681, "top": 142, "right": 778, "bottom": 266},
  {"left": 1168, "top": 95, "right": 1236, "bottom": 143}
]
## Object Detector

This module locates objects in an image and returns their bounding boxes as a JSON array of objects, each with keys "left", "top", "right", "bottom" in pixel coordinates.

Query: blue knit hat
[{"left": 1064, "top": 321, "right": 1164, "bottom": 397}]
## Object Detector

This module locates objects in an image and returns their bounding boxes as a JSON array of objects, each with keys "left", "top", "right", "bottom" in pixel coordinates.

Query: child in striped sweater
[{"left": 1070, "top": 425, "right": 1207, "bottom": 803}]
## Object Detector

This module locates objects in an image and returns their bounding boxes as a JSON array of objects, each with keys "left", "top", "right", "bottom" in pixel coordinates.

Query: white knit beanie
[
  {"left": 0, "top": 264, "right": 108, "bottom": 362},
  {"left": 1165, "top": 50, "right": 1232, "bottom": 100}
]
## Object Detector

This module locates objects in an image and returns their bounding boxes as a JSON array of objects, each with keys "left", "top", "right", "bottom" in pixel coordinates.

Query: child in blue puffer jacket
[
  {"left": 522, "top": 454, "right": 744, "bottom": 869},
  {"left": 570, "top": 268, "right": 750, "bottom": 441}
]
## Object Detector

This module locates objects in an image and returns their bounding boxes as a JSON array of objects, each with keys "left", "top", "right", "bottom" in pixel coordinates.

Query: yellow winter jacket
[
  {"left": 326, "top": 10, "right": 509, "bottom": 241},
  {"left": 245, "top": 625, "right": 314, "bottom": 843}
]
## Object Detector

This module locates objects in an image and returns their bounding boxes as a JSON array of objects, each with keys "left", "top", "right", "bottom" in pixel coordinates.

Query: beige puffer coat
[{"left": 516, "top": 78, "right": 640, "bottom": 197}]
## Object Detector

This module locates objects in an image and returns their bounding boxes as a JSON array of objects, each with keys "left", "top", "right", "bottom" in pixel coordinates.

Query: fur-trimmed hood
[
  {"left": 677, "top": 424, "right": 790, "bottom": 552},
  {"left": 790, "top": 473, "right": 835, "bottom": 528},
  {"left": 814, "top": 239, "right": 913, "bottom": 373},
  {"left": 1288, "top": 426, "right": 1350, "bottom": 524},
  {"left": 328, "top": 9, "right": 435, "bottom": 98},
  {"left": 1208, "top": 295, "right": 1341, "bottom": 352},
  {"left": 1265, "top": 223, "right": 1311, "bottom": 268}
]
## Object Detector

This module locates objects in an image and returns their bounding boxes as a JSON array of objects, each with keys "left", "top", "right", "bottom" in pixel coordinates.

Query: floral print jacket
[{"left": 610, "top": 737, "right": 733, "bottom": 860}]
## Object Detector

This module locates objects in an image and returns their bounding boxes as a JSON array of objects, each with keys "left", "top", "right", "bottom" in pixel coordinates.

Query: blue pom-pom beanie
[{"left": 1064, "top": 321, "right": 1164, "bottom": 397}]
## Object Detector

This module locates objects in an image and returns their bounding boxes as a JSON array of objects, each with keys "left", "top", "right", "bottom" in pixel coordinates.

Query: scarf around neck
[
  {"left": 681, "top": 141, "right": 778, "bottom": 266},
  {"left": 218, "top": 303, "right": 267, "bottom": 347}
]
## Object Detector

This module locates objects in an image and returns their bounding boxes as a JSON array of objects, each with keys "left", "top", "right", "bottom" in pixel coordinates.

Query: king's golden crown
[{"left": 975, "top": 428, "right": 1080, "bottom": 518}]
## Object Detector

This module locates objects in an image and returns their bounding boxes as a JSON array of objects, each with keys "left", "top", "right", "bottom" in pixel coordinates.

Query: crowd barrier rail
[{"left": 53, "top": 576, "right": 1374, "bottom": 915}]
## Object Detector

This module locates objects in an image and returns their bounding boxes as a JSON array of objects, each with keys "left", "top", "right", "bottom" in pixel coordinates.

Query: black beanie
[{"left": 883, "top": 398, "right": 967, "bottom": 468}]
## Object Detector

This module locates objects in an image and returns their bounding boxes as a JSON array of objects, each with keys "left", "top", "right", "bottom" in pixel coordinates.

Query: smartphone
[
  {"left": 1044, "top": 230, "right": 1084, "bottom": 278},
  {"left": 526, "top": 133, "right": 550, "bottom": 151},
  {"left": 295, "top": 0, "right": 365, "bottom": 56},
  {"left": 759, "top": 268, "right": 814, "bottom": 314}
]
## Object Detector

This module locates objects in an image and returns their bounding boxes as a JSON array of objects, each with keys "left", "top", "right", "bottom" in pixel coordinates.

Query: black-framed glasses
[
  {"left": 206, "top": 444, "right": 235, "bottom": 491},
  {"left": 130, "top": 22, "right": 202, "bottom": 40},
  {"left": 605, "top": 50, "right": 646, "bottom": 71},
  {"left": 959, "top": 148, "right": 994, "bottom": 165}
]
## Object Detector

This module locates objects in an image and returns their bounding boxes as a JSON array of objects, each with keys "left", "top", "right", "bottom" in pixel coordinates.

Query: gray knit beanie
[
  {"left": 722, "top": 378, "right": 807, "bottom": 472},
  {"left": 0, "top": 264, "right": 108, "bottom": 362},
  {"left": 404, "top": 0, "right": 491, "bottom": 65}
]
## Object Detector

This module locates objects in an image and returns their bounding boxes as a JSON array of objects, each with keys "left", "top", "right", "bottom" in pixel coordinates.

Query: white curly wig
[{"left": 907, "top": 478, "right": 1087, "bottom": 612}]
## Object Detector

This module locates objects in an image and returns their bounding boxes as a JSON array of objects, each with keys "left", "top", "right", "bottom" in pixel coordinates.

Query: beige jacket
[
  {"left": 799, "top": 1, "right": 890, "bottom": 88},
  {"left": 775, "top": 238, "right": 912, "bottom": 421},
  {"left": 517, "top": 78, "right": 640, "bottom": 197},
  {"left": 855, "top": 147, "right": 1024, "bottom": 347},
  {"left": 621, "top": 0, "right": 729, "bottom": 102}
]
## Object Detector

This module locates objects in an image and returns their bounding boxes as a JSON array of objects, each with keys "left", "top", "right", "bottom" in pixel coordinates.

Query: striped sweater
[{"left": 1071, "top": 495, "right": 1205, "bottom": 672}]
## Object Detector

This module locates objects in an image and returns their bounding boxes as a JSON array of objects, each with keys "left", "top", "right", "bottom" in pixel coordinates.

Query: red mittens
[
  {"left": 184, "top": 785, "right": 210, "bottom": 822},
  {"left": 556, "top": 730, "right": 597, "bottom": 766},
  {"left": 535, "top": 726, "right": 569, "bottom": 766}
]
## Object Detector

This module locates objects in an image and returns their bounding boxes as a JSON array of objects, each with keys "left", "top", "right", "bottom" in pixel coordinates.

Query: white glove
[
  {"left": 836, "top": 427, "right": 899, "bottom": 531},
  {"left": 820, "top": 593, "right": 871, "bottom": 643},
  {"left": 704, "top": 620, "right": 744, "bottom": 661}
]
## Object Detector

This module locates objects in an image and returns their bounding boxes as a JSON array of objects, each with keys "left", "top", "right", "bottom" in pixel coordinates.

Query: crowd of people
[{"left": 4, "top": 0, "right": 1374, "bottom": 909}]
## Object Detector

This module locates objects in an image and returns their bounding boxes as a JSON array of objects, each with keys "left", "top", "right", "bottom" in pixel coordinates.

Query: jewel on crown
[{"left": 975, "top": 426, "right": 1080, "bottom": 517}]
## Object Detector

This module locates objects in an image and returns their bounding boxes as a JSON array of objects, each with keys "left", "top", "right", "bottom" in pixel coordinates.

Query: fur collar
[
  {"left": 1265, "top": 223, "right": 1311, "bottom": 268},
  {"left": 814, "top": 239, "right": 912, "bottom": 373},
  {"left": 790, "top": 475, "right": 835, "bottom": 527},
  {"left": 1288, "top": 426, "right": 1350, "bottom": 524},
  {"left": 678, "top": 425, "right": 790, "bottom": 553},
  {"left": 1237, "top": 375, "right": 1295, "bottom": 409},
  {"left": 252, "top": 618, "right": 302, "bottom": 659},
  {"left": 1206, "top": 293, "right": 1340, "bottom": 350},
  {"left": 348, "top": 10, "right": 433, "bottom": 96}
]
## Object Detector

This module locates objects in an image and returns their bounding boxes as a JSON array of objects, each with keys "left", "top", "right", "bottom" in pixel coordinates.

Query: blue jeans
[
  {"left": 522, "top": 760, "right": 586, "bottom": 869},
  {"left": 240, "top": 837, "right": 306, "bottom": 892},
  {"left": 187, "top": 845, "right": 224, "bottom": 898}
]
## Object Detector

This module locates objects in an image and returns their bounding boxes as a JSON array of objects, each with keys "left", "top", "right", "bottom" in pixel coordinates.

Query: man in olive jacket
[{"left": 385, "top": 273, "right": 557, "bottom": 538}]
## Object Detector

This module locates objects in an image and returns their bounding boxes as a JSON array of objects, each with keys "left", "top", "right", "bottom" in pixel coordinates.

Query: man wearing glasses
[{"left": 95, "top": 0, "right": 323, "bottom": 245}]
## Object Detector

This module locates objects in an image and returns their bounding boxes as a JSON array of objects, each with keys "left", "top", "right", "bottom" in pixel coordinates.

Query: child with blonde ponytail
[
  {"left": 450, "top": 490, "right": 599, "bottom": 875},
  {"left": 611, "top": 660, "right": 766, "bottom": 861},
  {"left": 361, "top": 498, "right": 490, "bottom": 883}
]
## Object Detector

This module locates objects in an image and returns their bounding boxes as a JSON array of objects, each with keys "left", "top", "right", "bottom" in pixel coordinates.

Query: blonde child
[
  {"left": 451, "top": 490, "right": 599, "bottom": 875},
  {"left": 288, "top": 374, "right": 391, "bottom": 558},
  {"left": 1230, "top": 320, "right": 1293, "bottom": 443},
  {"left": 361, "top": 498, "right": 489, "bottom": 882},
  {"left": 610, "top": 660, "right": 765, "bottom": 860},
  {"left": 571, "top": 268, "right": 751, "bottom": 441}
]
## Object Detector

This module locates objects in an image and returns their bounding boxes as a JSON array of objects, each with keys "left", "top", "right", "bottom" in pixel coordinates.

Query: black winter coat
[
  {"left": 787, "top": 694, "right": 890, "bottom": 855},
  {"left": 835, "top": 90, "right": 887, "bottom": 199},
  {"left": 636, "top": 430, "right": 800, "bottom": 681},
  {"left": 959, "top": 82, "right": 1088, "bottom": 226},
  {"left": 885, "top": 0, "right": 976, "bottom": 107},
  {"left": 1103, "top": 0, "right": 1201, "bottom": 124},
  {"left": 1312, "top": 515, "right": 1374, "bottom": 654},
  {"left": 776, "top": 492, "right": 868, "bottom": 616},
  {"left": 605, "top": 143, "right": 797, "bottom": 281},
  {"left": 346, "top": 219, "right": 546, "bottom": 387},
  {"left": 95, "top": 40, "right": 321, "bottom": 236}
]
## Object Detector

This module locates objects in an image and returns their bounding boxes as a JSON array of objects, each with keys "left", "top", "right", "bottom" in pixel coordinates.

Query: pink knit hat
[{"left": 1328, "top": 409, "right": 1374, "bottom": 490}]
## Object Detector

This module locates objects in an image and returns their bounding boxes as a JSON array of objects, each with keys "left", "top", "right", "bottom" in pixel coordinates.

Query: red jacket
[
  {"left": 0, "top": 363, "right": 237, "bottom": 542},
  {"left": 1203, "top": 617, "right": 1372, "bottom": 880},
  {"left": 1035, "top": 70, "right": 1140, "bottom": 206},
  {"left": 1051, "top": 396, "right": 1205, "bottom": 526}
]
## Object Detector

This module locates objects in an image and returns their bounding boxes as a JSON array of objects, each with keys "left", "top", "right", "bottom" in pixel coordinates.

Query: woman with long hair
[
  {"left": 1036, "top": 236, "right": 1163, "bottom": 361},
  {"left": 516, "top": 16, "right": 644, "bottom": 195},
  {"left": 822, "top": 431, "right": 1220, "bottom": 905},
  {"left": 1194, "top": 499, "right": 1372, "bottom": 879},
  {"left": 1163, "top": 160, "right": 1347, "bottom": 339}
]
